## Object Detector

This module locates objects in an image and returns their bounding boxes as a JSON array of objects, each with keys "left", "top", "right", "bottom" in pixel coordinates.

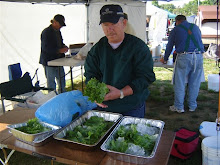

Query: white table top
[
  {"left": 154, "top": 58, "right": 174, "bottom": 68},
  {"left": 47, "top": 57, "right": 85, "bottom": 67},
  {"left": 47, "top": 56, "right": 173, "bottom": 69}
]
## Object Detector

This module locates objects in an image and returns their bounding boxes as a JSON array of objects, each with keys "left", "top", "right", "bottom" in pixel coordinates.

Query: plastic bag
[
  {"left": 27, "top": 90, "right": 56, "bottom": 104},
  {"left": 73, "top": 43, "right": 93, "bottom": 60},
  {"left": 35, "top": 90, "right": 97, "bottom": 127},
  {"left": 69, "top": 90, "right": 97, "bottom": 114},
  {"left": 15, "top": 91, "right": 56, "bottom": 109}
]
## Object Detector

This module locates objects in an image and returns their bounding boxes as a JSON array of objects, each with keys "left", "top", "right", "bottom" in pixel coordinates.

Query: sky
[{"left": 158, "top": 0, "right": 193, "bottom": 7}]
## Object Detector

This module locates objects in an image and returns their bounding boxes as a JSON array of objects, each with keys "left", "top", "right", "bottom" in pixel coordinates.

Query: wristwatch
[{"left": 120, "top": 90, "right": 124, "bottom": 99}]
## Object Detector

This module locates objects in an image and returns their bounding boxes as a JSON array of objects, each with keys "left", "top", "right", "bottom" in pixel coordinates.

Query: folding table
[
  {"left": 47, "top": 57, "right": 85, "bottom": 93},
  {"left": 0, "top": 107, "right": 175, "bottom": 165}
]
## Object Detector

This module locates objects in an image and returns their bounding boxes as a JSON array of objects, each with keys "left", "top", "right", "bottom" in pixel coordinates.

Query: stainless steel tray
[
  {"left": 100, "top": 116, "right": 165, "bottom": 164},
  {"left": 53, "top": 110, "right": 122, "bottom": 147},
  {"left": 7, "top": 120, "right": 60, "bottom": 145}
]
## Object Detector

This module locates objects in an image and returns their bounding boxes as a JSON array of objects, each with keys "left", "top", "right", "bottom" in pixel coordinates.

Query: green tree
[
  {"left": 181, "top": 0, "right": 199, "bottom": 16},
  {"left": 152, "top": 0, "right": 159, "bottom": 7},
  {"left": 172, "top": 7, "right": 183, "bottom": 16},
  {"left": 152, "top": 0, "right": 217, "bottom": 18},
  {"left": 201, "top": 0, "right": 216, "bottom": 5},
  {"left": 179, "top": 0, "right": 216, "bottom": 16},
  {"left": 160, "top": 4, "right": 176, "bottom": 13}
]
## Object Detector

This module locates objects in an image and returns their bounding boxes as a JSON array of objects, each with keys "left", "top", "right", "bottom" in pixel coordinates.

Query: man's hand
[
  {"left": 59, "top": 46, "right": 69, "bottom": 54},
  {"left": 104, "top": 85, "right": 120, "bottom": 101},
  {"left": 95, "top": 85, "right": 120, "bottom": 109},
  {"left": 95, "top": 85, "right": 133, "bottom": 109},
  {"left": 95, "top": 102, "right": 108, "bottom": 108},
  {"left": 160, "top": 58, "right": 167, "bottom": 64}
]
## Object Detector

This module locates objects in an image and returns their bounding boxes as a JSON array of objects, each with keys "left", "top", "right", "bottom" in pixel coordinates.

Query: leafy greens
[
  {"left": 83, "top": 78, "right": 109, "bottom": 103},
  {"left": 65, "top": 116, "right": 114, "bottom": 145},
  {"left": 108, "top": 124, "right": 158, "bottom": 156},
  {"left": 16, "top": 118, "right": 51, "bottom": 134}
]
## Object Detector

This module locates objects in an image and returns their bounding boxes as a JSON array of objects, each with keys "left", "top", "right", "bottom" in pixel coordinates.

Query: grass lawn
[
  {"left": 0, "top": 58, "right": 219, "bottom": 165},
  {"left": 147, "top": 58, "right": 219, "bottom": 165}
]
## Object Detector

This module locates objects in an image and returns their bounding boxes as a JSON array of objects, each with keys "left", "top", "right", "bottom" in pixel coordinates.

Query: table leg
[
  {"left": 0, "top": 146, "right": 15, "bottom": 165},
  {"left": 58, "top": 67, "right": 63, "bottom": 93},
  {"left": 1, "top": 98, "right": 6, "bottom": 114},
  {"left": 81, "top": 65, "right": 84, "bottom": 93},
  {"left": 70, "top": 66, "right": 74, "bottom": 90}
]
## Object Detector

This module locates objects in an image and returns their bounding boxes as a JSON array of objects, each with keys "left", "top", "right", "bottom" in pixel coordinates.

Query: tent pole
[
  {"left": 217, "top": 0, "right": 219, "bottom": 58},
  {"left": 217, "top": 0, "right": 220, "bottom": 131},
  {"left": 85, "top": 1, "right": 90, "bottom": 43}
]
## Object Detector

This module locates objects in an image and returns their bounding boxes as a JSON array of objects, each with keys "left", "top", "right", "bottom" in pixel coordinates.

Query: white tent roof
[{"left": 0, "top": 0, "right": 173, "bottom": 3}]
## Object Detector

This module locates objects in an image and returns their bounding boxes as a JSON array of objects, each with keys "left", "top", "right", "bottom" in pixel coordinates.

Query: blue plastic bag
[
  {"left": 35, "top": 90, "right": 97, "bottom": 127},
  {"left": 70, "top": 90, "right": 96, "bottom": 114}
]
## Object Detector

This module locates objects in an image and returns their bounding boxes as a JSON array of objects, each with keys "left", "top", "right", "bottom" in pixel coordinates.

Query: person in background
[
  {"left": 167, "top": 19, "right": 171, "bottom": 27},
  {"left": 39, "top": 14, "right": 68, "bottom": 93},
  {"left": 146, "top": 16, "right": 150, "bottom": 43},
  {"left": 161, "top": 15, "right": 204, "bottom": 113},
  {"left": 84, "top": 4, "right": 155, "bottom": 118},
  {"left": 146, "top": 17, "right": 150, "bottom": 28},
  {"left": 123, "top": 13, "right": 136, "bottom": 36}
]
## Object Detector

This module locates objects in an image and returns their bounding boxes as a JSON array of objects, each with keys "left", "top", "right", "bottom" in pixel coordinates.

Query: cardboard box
[{"left": 69, "top": 43, "right": 87, "bottom": 56}]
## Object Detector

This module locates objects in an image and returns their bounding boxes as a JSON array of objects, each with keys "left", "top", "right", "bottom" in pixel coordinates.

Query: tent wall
[
  {"left": 88, "top": 1, "right": 146, "bottom": 43},
  {"left": 0, "top": 1, "right": 146, "bottom": 85},
  {"left": 0, "top": 2, "right": 87, "bottom": 85}
]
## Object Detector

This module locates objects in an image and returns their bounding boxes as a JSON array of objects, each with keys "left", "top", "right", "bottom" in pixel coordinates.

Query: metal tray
[
  {"left": 7, "top": 120, "right": 60, "bottom": 145},
  {"left": 16, "top": 131, "right": 56, "bottom": 146},
  {"left": 100, "top": 116, "right": 165, "bottom": 164},
  {"left": 53, "top": 110, "right": 122, "bottom": 147}
]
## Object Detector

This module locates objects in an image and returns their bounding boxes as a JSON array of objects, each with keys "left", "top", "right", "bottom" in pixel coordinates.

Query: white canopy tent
[
  {"left": 0, "top": 0, "right": 146, "bottom": 85},
  {"left": 146, "top": 4, "right": 169, "bottom": 45}
]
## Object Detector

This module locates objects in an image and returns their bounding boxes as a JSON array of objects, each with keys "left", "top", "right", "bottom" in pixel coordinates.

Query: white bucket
[
  {"left": 151, "top": 45, "right": 161, "bottom": 61},
  {"left": 151, "top": 47, "right": 156, "bottom": 57},
  {"left": 201, "top": 136, "right": 220, "bottom": 165},
  {"left": 208, "top": 74, "right": 219, "bottom": 92},
  {"left": 155, "top": 45, "right": 161, "bottom": 56},
  {"left": 200, "top": 121, "right": 218, "bottom": 138}
]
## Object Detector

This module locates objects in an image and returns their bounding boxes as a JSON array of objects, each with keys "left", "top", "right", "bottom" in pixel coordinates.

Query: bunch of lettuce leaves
[
  {"left": 84, "top": 78, "right": 109, "bottom": 103},
  {"left": 65, "top": 116, "right": 114, "bottom": 145},
  {"left": 16, "top": 118, "right": 51, "bottom": 134},
  {"left": 108, "top": 124, "right": 157, "bottom": 156}
]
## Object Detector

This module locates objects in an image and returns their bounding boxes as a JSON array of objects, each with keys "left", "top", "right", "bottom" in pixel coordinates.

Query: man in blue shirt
[{"left": 162, "top": 15, "right": 204, "bottom": 113}]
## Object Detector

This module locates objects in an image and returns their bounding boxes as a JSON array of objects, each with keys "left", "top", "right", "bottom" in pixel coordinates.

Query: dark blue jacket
[{"left": 39, "top": 25, "right": 65, "bottom": 66}]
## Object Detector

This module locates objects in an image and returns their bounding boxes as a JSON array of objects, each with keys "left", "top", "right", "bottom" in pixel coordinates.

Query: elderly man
[
  {"left": 162, "top": 15, "right": 204, "bottom": 113},
  {"left": 84, "top": 4, "right": 155, "bottom": 118},
  {"left": 39, "top": 14, "right": 69, "bottom": 93}
]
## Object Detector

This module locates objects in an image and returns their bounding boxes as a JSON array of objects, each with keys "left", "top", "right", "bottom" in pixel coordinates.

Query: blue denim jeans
[
  {"left": 44, "top": 66, "right": 66, "bottom": 93},
  {"left": 122, "top": 102, "right": 146, "bottom": 118},
  {"left": 173, "top": 53, "right": 203, "bottom": 110}
]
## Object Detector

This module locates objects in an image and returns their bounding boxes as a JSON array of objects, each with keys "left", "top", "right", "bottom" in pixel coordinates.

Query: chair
[
  {"left": 8, "top": 63, "right": 22, "bottom": 81},
  {"left": 0, "top": 72, "right": 54, "bottom": 113},
  {"left": 8, "top": 63, "right": 39, "bottom": 87}
]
